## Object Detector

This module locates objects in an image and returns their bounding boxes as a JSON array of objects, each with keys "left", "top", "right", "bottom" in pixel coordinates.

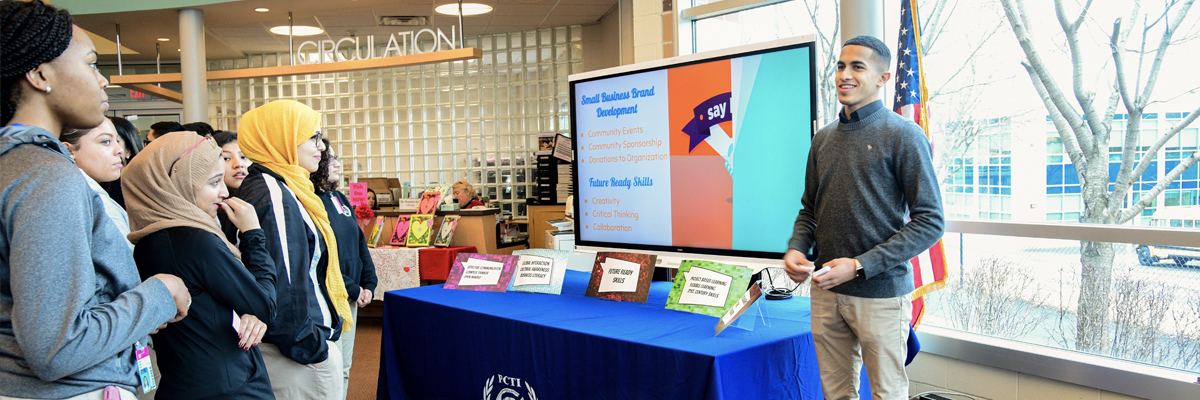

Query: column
[
  {"left": 631, "top": 0, "right": 662, "bottom": 63},
  {"left": 840, "top": 0, "right": 884, "bottom": 42},
  {"left": 179, "top": 8, "right": 209, "bottom": 123}
]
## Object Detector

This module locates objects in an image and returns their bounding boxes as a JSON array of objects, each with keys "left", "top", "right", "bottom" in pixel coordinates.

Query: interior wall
[
  {"left": 582, "top": 6, "right": 621, "bottom": 73},
  {"left": 908, "top": 353, "right": 1144, "bottom": 400},
  {"left": 632, "top": 0, "right": 664, "bottom": 62},
  {"left": 620, "top": 0, "right": 635, "bottom": 65}
]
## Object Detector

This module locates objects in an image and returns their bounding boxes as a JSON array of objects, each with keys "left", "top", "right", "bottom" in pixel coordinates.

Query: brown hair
[{"left": 59, "top": 127, "right": 87, "bottom": 146}]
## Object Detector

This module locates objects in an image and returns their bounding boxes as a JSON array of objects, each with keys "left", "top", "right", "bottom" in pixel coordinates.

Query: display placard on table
[
  {"left": 432, "top": 215, "right": 460, "bottom": 247},
  {"left": 417, "top": 191, "right": 442, "bottom": 214},
  {"left": 395, "top": 198, "right": 420, "bottom": 211},
  {"left": 507, "top": 254, "right": 568, "bottom": 295},
  {"left": 665, "top": 260, "right": 752, "bottom": 317},
  {"left": 349, "top": 182, "right": 369, "bottom": 208},
  {"left": 406, "top": 214, "right": 434, "bottom": 247},
  {"left": 389, "top": 215, "right": 411, "bottom": 246},
  {"left": 367, "top": 216, "right": 386, "bottom": 247},
  {"left": 443, "top": 253, "right": 519, "bottom": 292},
  {"left": 508, "top": 249, "right": 572, "bottom": 295},
  {"left": 715, "top": 282, "right": 764, "bottom": 336},
  {"left": 584, "top": 251, "right": 657, "bottom": 303}
]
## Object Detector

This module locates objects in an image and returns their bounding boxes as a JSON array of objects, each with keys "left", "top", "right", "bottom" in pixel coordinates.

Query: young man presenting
[{"left": 783, "top": 36, "right": 944, "bottom": 399}]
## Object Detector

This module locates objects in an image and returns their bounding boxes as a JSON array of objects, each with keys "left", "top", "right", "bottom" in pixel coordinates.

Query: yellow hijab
[
  {"left": 124, "top": 132, "right": 241, "bottom": 259},
  {"left": 238, "top": 100, "right": 352, "bottom": 330}
]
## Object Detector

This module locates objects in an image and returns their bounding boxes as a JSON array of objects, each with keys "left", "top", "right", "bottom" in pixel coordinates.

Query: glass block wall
[{"left": 206, "top": 25, "right": 585, "bottom": 217}]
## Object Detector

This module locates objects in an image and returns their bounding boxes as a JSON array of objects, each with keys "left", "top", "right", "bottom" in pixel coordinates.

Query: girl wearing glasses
[
  {"left": 235, "top": 100, "right": 353, "bottom": 399},
  {"left": 0, "top": 1, "right": 191, "bottom": 398},
  {"left": 123, "top": 133, "right": 278, "bottom": 399},
  {"left": 309, "top": 139, "right": 377, "bottom": 397}
]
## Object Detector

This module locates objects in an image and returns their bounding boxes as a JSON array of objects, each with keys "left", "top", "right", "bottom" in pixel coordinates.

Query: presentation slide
[{"left": 573, "top": 45, "right": 813, "bottom": 255}]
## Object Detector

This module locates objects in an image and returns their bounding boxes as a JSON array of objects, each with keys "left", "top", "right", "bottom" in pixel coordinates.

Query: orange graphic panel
[
  {"left": 670, "top": 156, "right": 732, "bottom": 249},
  {"left": 668, "top": 60, "right": 733, "bottom": 157}
]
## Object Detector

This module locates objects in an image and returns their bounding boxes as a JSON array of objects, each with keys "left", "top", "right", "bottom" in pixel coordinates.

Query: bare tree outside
[
  {"left": 800, "top": 0, "right": 839, "bottom": 125},
  {"left": 1171, "top": 290, "right": 1200, "bottom": 370},
  {"left": 942, "top": 256, "right": 1049, "bottom": 338},
  {"left": 917, "top": 0, "right": 1014, "bottom": 184},
  {"left": 998, "top": 0, "right": 1200, "bottom": 354},
  {"left": 1110, "top": 272, "right": 1176, "bottom": 363}
]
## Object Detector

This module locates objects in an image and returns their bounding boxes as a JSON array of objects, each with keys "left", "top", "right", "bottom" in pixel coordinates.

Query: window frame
[{"left": 930, "top": 219, "right": 1200, "bottom": 399}]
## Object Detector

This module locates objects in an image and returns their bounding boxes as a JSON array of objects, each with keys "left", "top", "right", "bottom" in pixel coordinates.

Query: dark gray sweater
[
  {"left": 0, "top": 125, "right": 177, "bottom": 398},
  {"left": 788, "top": 104, "right": 945, "bottom": 298}
]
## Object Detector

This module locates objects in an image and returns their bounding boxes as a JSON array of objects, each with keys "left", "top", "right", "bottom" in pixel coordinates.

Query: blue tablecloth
[{"left": 378, "top": 270, "right": 829, "bottom": 399}]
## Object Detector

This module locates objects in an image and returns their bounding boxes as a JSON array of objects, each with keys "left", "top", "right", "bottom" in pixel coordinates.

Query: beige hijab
[{"left": 124, "top": 132, "right": 240, "bottom": 258}]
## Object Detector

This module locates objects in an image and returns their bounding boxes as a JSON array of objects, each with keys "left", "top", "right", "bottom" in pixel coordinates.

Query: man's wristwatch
[{"left": 853, "top": 259, "right": 866, "bottom": 279}]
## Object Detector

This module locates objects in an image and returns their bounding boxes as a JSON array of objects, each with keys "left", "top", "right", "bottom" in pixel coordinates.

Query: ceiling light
[
  {"left": 157, "top": 38, "right": 169, "bottom": 41},
  {"left": 435, "top": 3, "right": 493, "bottom": 16},
  {"left": 269, "top": 25, "right": 325, "bottom": 36},
  {"left": 255, "top": 8, "right": 269, "bottom": 12}
]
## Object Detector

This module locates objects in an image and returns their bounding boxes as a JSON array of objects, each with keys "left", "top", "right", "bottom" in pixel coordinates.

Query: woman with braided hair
[{"left": 0, "top": 1, "right": 192, "bottom": 399}]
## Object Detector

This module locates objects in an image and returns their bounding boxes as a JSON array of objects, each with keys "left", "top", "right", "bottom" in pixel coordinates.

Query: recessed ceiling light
[
  {"left": 157, "top": 38, "right": 170, "bottom": 42},
  {"left": 435, "top": 3, "right": 493, "bottom": 16},
  {"left": 269, "top": 25, "right": 325, "bottom": 36},
  {"left": 255, "top": 8, "right": 269, "bottom": 12}
]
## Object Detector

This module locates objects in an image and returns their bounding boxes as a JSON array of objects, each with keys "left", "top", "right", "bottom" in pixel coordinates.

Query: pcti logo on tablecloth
[{"left": 483, "top": 374, "right": 537, "bottom": 400}]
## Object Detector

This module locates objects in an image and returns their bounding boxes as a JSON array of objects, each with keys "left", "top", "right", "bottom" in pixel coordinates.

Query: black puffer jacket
[
  {"left": 237, "top": 164, "right": 342, "bottom": 365},
  {"left": 319, "top": 190, "right": 378, "bottom": 301}
]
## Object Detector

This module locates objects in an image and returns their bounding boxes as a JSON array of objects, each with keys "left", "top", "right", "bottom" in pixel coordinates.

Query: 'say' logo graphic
[{"left": 483, "top": 374, "right": 538, "bottom": 400}]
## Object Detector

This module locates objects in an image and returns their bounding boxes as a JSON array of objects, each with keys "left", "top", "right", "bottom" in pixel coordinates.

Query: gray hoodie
[{"left": 0, "top": 124, "right": 176, "bottom": 398}]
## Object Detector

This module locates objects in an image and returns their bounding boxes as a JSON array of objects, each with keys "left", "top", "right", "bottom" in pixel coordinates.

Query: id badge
[{"left": 135, "top": 341, "right": 157, "bottom": 393}]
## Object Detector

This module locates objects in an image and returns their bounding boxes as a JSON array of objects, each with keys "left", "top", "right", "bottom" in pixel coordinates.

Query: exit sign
[{"left": 129, "top": 90, "right": 145, "bottom": 99}]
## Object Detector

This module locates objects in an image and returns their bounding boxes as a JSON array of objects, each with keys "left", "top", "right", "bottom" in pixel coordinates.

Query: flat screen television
[{"left": 569, "top": 36, "right": 818, "bottom": 266}]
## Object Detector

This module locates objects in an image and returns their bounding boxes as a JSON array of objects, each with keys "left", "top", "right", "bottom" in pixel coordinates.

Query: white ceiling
[{"left": 72, "top": 0, "right": 616, "bottom": 61}]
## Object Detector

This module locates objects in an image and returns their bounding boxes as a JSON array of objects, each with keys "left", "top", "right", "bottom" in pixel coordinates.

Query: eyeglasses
[{"left": 169, "top": 135, "right": 213, "bottom": 177}]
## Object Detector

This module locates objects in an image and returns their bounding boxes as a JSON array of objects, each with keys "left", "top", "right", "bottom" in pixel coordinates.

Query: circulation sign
[{"left": 296, "top": 27, "right": 458, "bottom": 64}]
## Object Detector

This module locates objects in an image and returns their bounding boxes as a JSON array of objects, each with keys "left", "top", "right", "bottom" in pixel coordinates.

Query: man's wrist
[{"left": 853, "top": 258, "right": 865, "bottom": 279}]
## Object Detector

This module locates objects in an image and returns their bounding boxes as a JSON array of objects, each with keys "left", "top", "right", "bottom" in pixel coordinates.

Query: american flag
[{"left": 894, "top": 0, "right": 948, "bottom": 328}]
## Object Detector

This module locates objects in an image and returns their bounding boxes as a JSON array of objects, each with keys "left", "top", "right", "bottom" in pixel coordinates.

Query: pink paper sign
[{"left": 349, "top": 182, "right": 369, "bottom": 207}]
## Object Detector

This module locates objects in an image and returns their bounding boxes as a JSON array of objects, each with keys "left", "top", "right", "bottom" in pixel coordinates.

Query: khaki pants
[
  {"left": 2, "top": 387, "right": 137, "bottom": 400},
  {"left": 810, "top": 283, "right": 911, "bottom": 400},
  {"left": 336, "top": 301, "right": 358, "bottom": 400},
  {"left": 260, "top": 341, "right": 344, "bottom": 400}
]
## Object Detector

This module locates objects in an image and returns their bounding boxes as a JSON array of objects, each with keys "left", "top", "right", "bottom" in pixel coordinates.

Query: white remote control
[{"left": 812, "top": 266, "right": 831, "bottom": 277}]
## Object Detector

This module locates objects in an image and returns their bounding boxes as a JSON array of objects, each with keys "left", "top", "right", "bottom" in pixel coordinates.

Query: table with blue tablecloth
[{"left": 379, "top": 269, "right": 856, "bottom": 399}]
